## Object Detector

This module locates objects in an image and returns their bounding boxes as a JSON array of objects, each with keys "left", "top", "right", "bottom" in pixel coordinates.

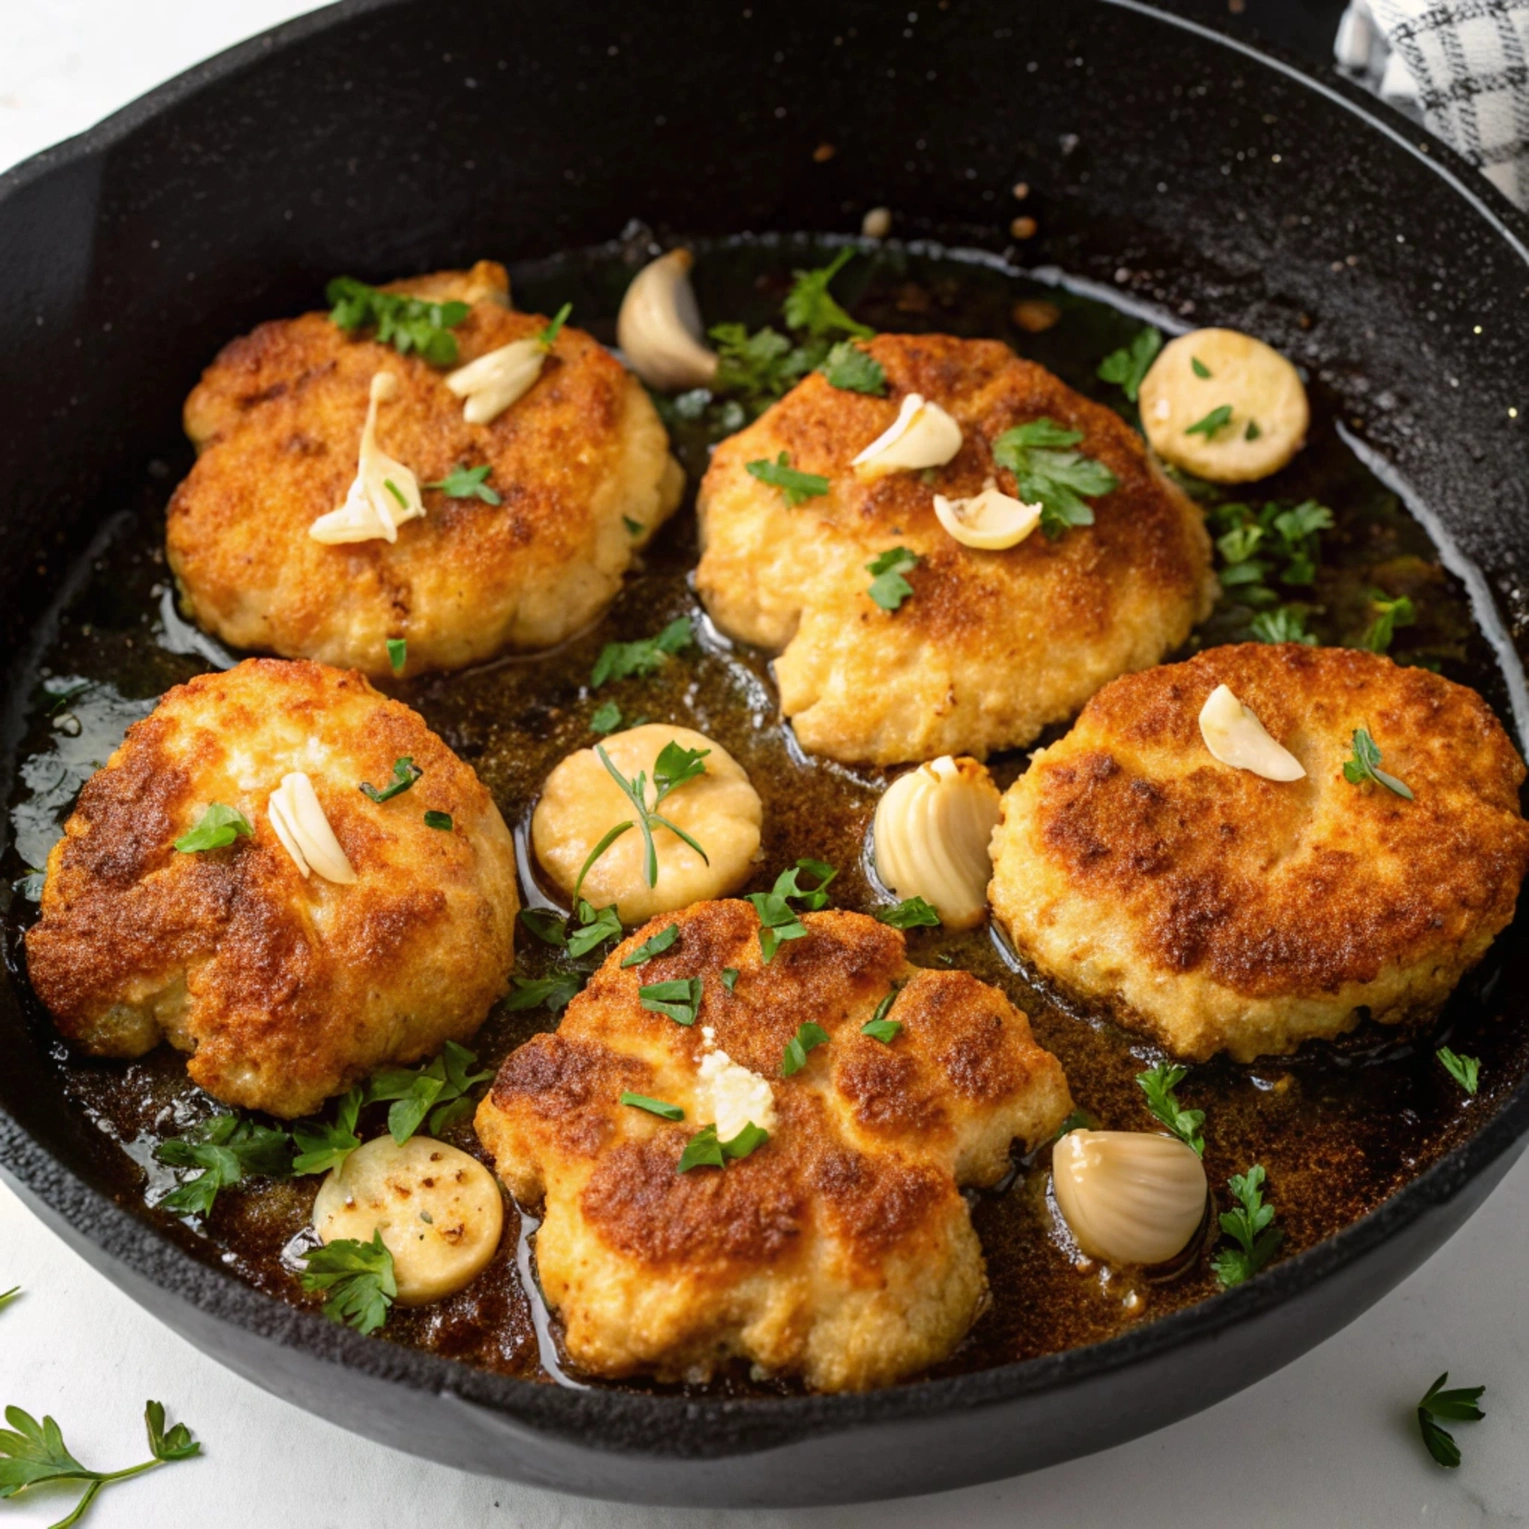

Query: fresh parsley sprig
[
  {"left": 0, "top": 1400, "right": 200, "bottom": 1527},
  {"left": 154, "top": 1115, "right": 294, "bottom": 1216},
  {"left": 820, "top": 340, "right": 886, "bottom": 395},
  {"left": 174, "top": 803, "right": 253, "bottom": 854},
  {"left": 784, "top": 248, "right": 872, "bottom": 340},
  {"left": 866, "top": 547, "right": 920, "bottom": 612},
  {"left": 746, "top": 452, "right": 830, "bottom": 507},
  {"left": 781, "top": 1021, "right": 830, "bottom": 1077},
  {"left": 590, "top": 700, "right": 622, "bottom": 734},
  {"left": 1135, "top": 1062, "right": 1206, "bottom": 1155},
  {"left": 359, "top": 756, "right": 422, "bottom": 804},
  {"left": 1416, "top": 1373, "right": 1486, "bottom": 1468},
  {"left": 290, "top": 1086, "right": 364, "bottom": 1176},
  {"left": 746, "top": 859, "right": 837, "bottom": 961},
  {"left": 1096, "top": 326, "right": 1163, "bottom": 402},
  {"left": 1437, "top": 1047, "right": 1481, "bottom": 1096},
  {"left": 1249, "top": 606, "right": 1315, "bottom": 645},
  {"left": 367, "top": 1040, "right": 494, "bottom": 1143},
  {"left": 992, "top": 418, "right": 1118, "bottom": 539},
  {"left": 424, "top": 463, "right": 501, "bottom": 505},
  {"left": 1211, "top": 1165, "right": 1283, "bottom": 1288},
  {"left": 1361, "top": 592, "right": 1416, "bottom": 654},
  {"left": 876, "top": 896, "right": 940, "bottom": 929},
  {"left": 326, "top": 276, "right": 470, "bottom": 366},
  {"left": 1343, "top": 727, "right": 1413, "bottom": 799},
  {"left": 576, "top": 740, "right": 711, "bottom": 895},
  {"left": 299, "top": 1230, "right": 396, "bottom": 1334},
  {"left": 590, "top": 615, "right": 694, "bottom": 689}
]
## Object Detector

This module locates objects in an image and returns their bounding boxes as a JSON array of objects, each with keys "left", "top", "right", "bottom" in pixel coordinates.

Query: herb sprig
[
  {"left": 366, "top": 1040, "right": 495, "bottom": 1144},
  {"left": 1416, "top": 1373, "right": 1486, "bottom": 1468},
  {"left": 677, "top": 1121, "right": 769, "bottom": 1173},
  {"left": 299, "top": 1230, "right": 396, "bottom": 1334},
  {"left": 424, "top": 463, "right": 501, "bottom": 505},
  {"left": 862, "top": 989, "right": 904, "bottom": 1044},
  {"left": 781, "top": 1022, "right": 830, "bottom": 1077},
  {"left": 575, "top": 740, "right": 711, "bottom": 895},
  {"left": 1211, "top": 1165, "right": 1283, "bottom": 1288},
  {"left": 1096, "top": 326, "right": 1162, "bottom": 402},
  {"left": 865, "top": 548, "right": 920, "bottom": 612},
  {"left": 1135, "top": 1062, "right": 1206, "bottom": 1155},
  {"left": 746, "top": 452, "right": 830, "bottom": 507},
  {"left": 1343, "top": 727, "right": 1413, "bottom": 799},
  {"left": 590, "top": 615, "right": 694, "bottom": 689},
  {"left": 326, "top": 276, "right": 470, "bottom": 366},
  {"left": 1437, "top": 1047, "right": 1480, "bottom": 1096},
  {"left": 359, "top": 756, "right": 422, "bottom": 804},
  {"left": 154, "top": 1115, "right": 293, "bottom": 1216},
  {"left": 820, "top": 340, "right": 887, "bottom": 395},
  {"left": 875, "top": 897, "right": 940, "bottom": 930},
  {"left": 746, "top": 859, "right": 837, "bottom": 961},
  {"left": 992, "top": 418, "right": 1118, "bottom": 539}
]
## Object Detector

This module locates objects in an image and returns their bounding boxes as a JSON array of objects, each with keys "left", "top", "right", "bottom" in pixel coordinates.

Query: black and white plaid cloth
[{"left": 1336, "top": 1, "right": 1529, "bottom": 206}]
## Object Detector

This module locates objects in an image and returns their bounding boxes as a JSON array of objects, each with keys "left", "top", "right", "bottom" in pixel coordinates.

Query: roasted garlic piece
[
  {"left": 309, "top": 371, "right": 425, "bottom": 545},
  {"left": 267, "top": 771, "right": 357, "bottom": 885},
  {"left": 1198, "top": 684, "right": 1306, "bottom": 781},
  {"left": 1139, "top": 328, "right": 1308, "bottom": 483},
  {"left": 851, "top": 393, "right": 963, "bottom": 480},
  {"left": 873, "top": 756, "right": 1000, "bottom": 929},
  {"left": 313, "top": 1135, "right": 504, "bottom": 1305},
  {"left": 445, "top": 336, "right": 547, "bottom": 425},
  {"left": 1052, "top": 1129, "right": 1207, "bottom": 1266},
  {"left": 616, "top": 249, "right": 719, "bottom": 391},
  {"left": 933, "top": 479, "right": 1041, "bottom": 550}
]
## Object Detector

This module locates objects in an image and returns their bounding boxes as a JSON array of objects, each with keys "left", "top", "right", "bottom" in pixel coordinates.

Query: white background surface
[{"left": 2, "top": 2, "right": 1527, "bottom": 1524}]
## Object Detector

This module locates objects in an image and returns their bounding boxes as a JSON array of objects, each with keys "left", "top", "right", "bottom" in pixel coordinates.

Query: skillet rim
[{"left": 0, "top": 0, "right": 1527, "bottom": 1457}]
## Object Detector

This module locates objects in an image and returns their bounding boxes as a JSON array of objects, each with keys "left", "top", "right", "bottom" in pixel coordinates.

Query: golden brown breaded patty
[
  {"left": 695, "top": 334, "right": 1215, "bottom": 765},
  {"left": 167, "top": 262, "right": 683, "bottom": 677},
  {"left": 989, "top": 644, "right": 1529, "bottom": 1062},
  {"left": 25, "top": 658, "right": 519, "bottom": 1117},
  {"left": 475, "top": 900, "right": 1070, "bottom": 1391}
]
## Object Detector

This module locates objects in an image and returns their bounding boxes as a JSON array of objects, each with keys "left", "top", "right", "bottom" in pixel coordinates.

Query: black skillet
[{"left": 2, "top": 0, "right": 1528, "bottom": 1507}]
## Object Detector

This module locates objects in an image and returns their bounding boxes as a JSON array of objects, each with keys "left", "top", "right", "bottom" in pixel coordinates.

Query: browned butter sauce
[{"left": 4, "top": 234, "right": 1525, "bottom": 1397}]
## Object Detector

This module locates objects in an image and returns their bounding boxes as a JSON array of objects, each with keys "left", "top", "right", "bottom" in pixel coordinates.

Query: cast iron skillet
[{"left": 2, "top": 0, "right": 1528, "bottom": 1506}]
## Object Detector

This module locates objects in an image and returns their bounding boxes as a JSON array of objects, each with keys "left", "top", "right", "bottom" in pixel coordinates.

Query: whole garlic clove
[
  {"left": 1052, "top": 1129, "right": 1208, "bottom": 1266},
  {"left": 933, "top": 478, "right": 1042, "bottom": 550},
  {"left": 1198, "top": 683, "right": 1306, "bottom": 782},
  {"left": 851, "top": 393, "right": 964, "bottom": 481},
  {"left": 445, "top": 336, "right": 547, "bottom": 425},
  {"left": 310, "top": 371, "right": 426, "bottom": 545},
  {"left": 616, "top": 249, "right": 719, "bottom": 392},
  {"left": 873, "top": 755, "right": 1001, "bottom": 930},
  {"left": 268, "top": 771, "right": 357, "bottom": 885}
]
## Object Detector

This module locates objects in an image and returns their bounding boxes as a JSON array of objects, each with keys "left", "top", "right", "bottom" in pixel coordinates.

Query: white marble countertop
[{"left": 2, "top": 3, "right": 1527, "bottom": 1524}]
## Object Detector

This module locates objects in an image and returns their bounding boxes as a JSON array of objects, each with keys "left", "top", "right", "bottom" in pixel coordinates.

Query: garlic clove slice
[
  {"left": 1198, "top": 683, "right": 1306, "bottom": 782},
  {"left": 267, "top": 771, "right": 357, "bottom": 885},
  {"left": 616, "top": 249, "right": 719, "bottom": 391},
  {"left": 933, "top": 478, "right": 1042, "bottom": 550},
  {"left": 851, "top": 393, "right": 964, "bottom": 481},
  {"left": 872, "top": 755, "right": 1001, "bottom": 930},
  {"left": 445, "top": 336, "right": 546, "bottom": 425},
  {"left": 1052, "top": 1129, "right": 1208, "bottom": 1266},
  {"left": 697, "top": 1047, "right": 777, "bottom": 1141},
  {"left": 310, "top": 372, "right": 425, "bottom": 545}
]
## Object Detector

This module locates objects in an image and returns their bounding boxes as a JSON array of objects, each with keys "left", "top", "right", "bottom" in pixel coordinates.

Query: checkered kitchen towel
[{"left": 1335, "top": 1, "right": 1529, "bottom": 206}]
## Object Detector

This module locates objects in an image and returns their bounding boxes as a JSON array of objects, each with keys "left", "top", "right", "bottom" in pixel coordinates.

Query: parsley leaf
[
  {"left": 1135, "top": 1061, "right": 1206, "bottom": 1155},
  {"left": 578, "top": 740, "right": 711, "bottom": 894},
  {"left": 300, "top": 1230, "right": 397, "bottom": 1334},
  {"left": 783, "top": 248, "right": 872, "bottom": 340},
  {"left": 709, "top": 323, "right": 815, "bottom": 413},
  {"left": 992, "top": 418, "right": 1118, "bottom": 539},
  {"left": 622, "top": 922, "right": 680, "bottom": 967},
  {"left": 1191, "top": 356, "right": 1212, "bottom": 379},
  {"left": 1361, "top": 592, "right": 1416, "bottom": 654},
  {"left": 676, "top": 1120, "right": 770, "bottom": 1173},
  {"left": 174, "top": 803, "right": 253, "bottom": 854},
  {"left": 424, "top": 463, "right": 501, "bottom": 505},
  {"left": 386, "top": 637, "right": 407, "bottom": 675},
  {"left": 861, "top": 990, "right": 903, "bottom": 1044},
  {"left": 820, "top": 340, "right": 887, "bottom": 395},
  {"left": 519, "top": 907, "right": 569, "bottom": 948},
  {"left": 781, "top": 1021, "right": 830, "bottom": 1077},
  {"left": 155, "top": 1115, "right": 293, "bottom": 1216},
  {"left": 1250, "top": 606, "right": 1316, "bottom": 645},
  {"left": 875, "top": 896, "right": 940, "bottom": 929},
  {"left": 506, "top": 973, "right": 583, "bottom": 1013},
  {"left": 720, "top": 967, "right": 740, "bottom": 993},
  {"left": 1437, "top": 1047, "right": 1481, "bottom": 1096},
  {"left": 747, "top": 859, "right": 837, "bottom": 961},
  {"left": 866, "top": 547, "right": 920, "bottom": 612},
  {"left": 326, "top": 276, "right": 469, "bottom": 366},
  {"left": 590, "top": 700, "right": 623, "bottom": 734},
  {"left": 1211, "top": 1165, "right": 1284, "bottom": 1288},
  {"left": 1186, "top": 404, "right": 1234, "bottom": 439},
  {"left": 1416, "top": 1373, "right": 1486, "bottom": 1468},
  {"left": 1343, "top": 727, "right": 1413, "bottom": 799},
  {"left": 290, "top": 1086, "right": 364, "bottom": 1176},
  {"left": 359, "top": 756, "right": 422, "bottom": 804},
  {"left": 423, "top": 810, "right": 453, "bottom": 831},
  {"left": 538, "top": 301, "right": 572, "bottom": 350},
  {"left": 620, "top": 1091, "right": 684, "bottom": 1121},
  {"left": 590, "top": 615, "right": 695, "bottom": 689},
  {"left": 567, "top": 900, "right": 623, "bottom": 959},
  {"left": 639, "top": 977, "right": 703, "bottom": 1026},
  {"left": 367, "top": 1040, "right": 494, "bottom": 1143},
  {"left": 746, "top": 451, "right": 830, "bottom": 507},
  {"left": 1096, "top": 326, "right": 1162, "bottom": 402}
]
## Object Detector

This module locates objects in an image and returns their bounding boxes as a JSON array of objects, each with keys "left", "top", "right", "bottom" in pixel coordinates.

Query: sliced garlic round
[
  {"left": 446, "top": 336, "right": 546, "bottom": 425},
  {"left": 314, "top": 1135, "right": 504, "bottom": 1306},
  {"left": 309, "top": 371, "right": 426, "bottom": 545},
  {"left": 851, "top": 393, "right": 964, "bottom": 481},
  {"left": 267, "top": 771, "right": 357, "bottom": 885},
  {"left": 1198, "top": 684, "right": 1305, "bottom": 782},
  {"left": 933, "top": 478, "right": 1042, "bottom": 550},
  {"left": 616, "top": 249, "right": 719, "bottom": 392},
  {"left": 1052, "top": 1129, "right": 1208, "bottom": 1266},
  {"left": 1138, "top": 328, "right": 1309, "bottom": 483},
  {"left": 873, "top": 755, "right": 1001, "bottom": 930}
]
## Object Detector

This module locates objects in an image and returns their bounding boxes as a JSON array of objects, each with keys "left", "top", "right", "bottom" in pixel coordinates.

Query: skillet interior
[{"left": 1, "top": 0, "right": 1528, "bottom": 1505}]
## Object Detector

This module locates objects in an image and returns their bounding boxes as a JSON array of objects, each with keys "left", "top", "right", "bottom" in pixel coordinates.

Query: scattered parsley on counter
[
  {"left": 0, "top": 1287, "right": 18, "bottom": 1313},
  {"left": 1343, "top": 727, "right": 1413, "bottom": 799},
  {"left": 359, "top": 756, "right": 421, "bottom": 804},
  {"left": 875, "top": 896, "right": 941, "bottom": 929},
  {"left": 745, "top": 451, "right": 830, "bottom": 507},
  {"left": 300, "top": 1230, "right": 397, "bottom": 1334},
  {"left": 1361, "top": 592, "right": 1416, "bottom": 654},
  {"left": 1211, "top": 1165, "right": 1283, "bottom": 1288},
  {"left": 290, "top": 1086, "right": 364, "bottom": 1176},
  {"left": 537, "top": 302, "right": 572, "bottom": 350},
  {"left": 1437, "top": 1047, "right": 1481, "bottom": 1096},
  {"left": 992, "top": 418, "right": 1118, "bottom": 539},
  {"left": 819, "top": 339, "right": 887, "bottom": 395},
  {"left": 638, "top": 977, "right": 703, "bottom": 1026},
  {"left": 424, "top": 463, "right": 501, "bottom": 505},
  {"left": 621, "top": 922, "right": 680, "bottom": 968},
  {"left": 1096, "top": 326, "right": 1162, "bottom": 402},
  {"left": 0, "top": 1399, "right": 200, "bottom": 1527},
  {"left": 865, "top": 547, "right": 920, "bottom": 612},
  {"left": 576, "top": 739, "right": 711, "bottom": 895},
  {"left": 590, "top": 699, "right": 623, "bottom": 735},
  {"left": 1135, "top": 1061, "right": 1206, "bottom": 1155},
  {"left": 154, "top": 1115, "right": 293, "bottom": 1216},
  {"left": 506, "top": 973, "right": 583, "bottom": 1013},
  {"left": 1415, "top": 1373, "right": 1486, "bottom": 1468},
  {"left": 781, "top": 1021, "right": 831, "bottom": 1077},
  {"left": 1186, "top": 404, "right": 1234, "bottom": 439},
  {"left": 620, "top": 1091, "right": 685, "bottom": 1121},
  {"left": 174, "top": 803, "right": 253, "bottom": 854},
  {"left": 368, "top": 1040, "right": 494, "bottom": 1143},
  {"left": 676, "top": 1121, "right": 769, "bottom": 1173},
  {"left": 326, "top": 276, "right": 469, "bottom": 366},
  {"left": 861, "top": 990, "right": 903, "bottom": 1045},
  {"left": 386, "top": 637, "right": 407, "bottom": 675},
  {"left": 423, "top": 810, "right": 453, "bottom": 831},
  {"left": 746, "top": 859, "right": 837, "bottom": 962},
  {"left": 590, "top": 615, "right": 695, "bottom": 689}
]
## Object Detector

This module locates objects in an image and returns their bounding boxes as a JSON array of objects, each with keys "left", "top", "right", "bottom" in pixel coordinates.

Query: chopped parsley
[
  {"left": 423, "top": 810, "right": 453, "bottom": 831},
  {"left": 382, "top": 478, "right": 409, "bottom": 508},
  {"left": 676, "top": 1121, "right": 769, "bottom": 1172},
  {"left": 290, "top": 1087, "right": 364, "bottom": 1176},
  {"left": 745, "top": 451, "right": 830, "bottom": 507},
  {"left": 505, "top": 973, "right": 583, "bottom": 1013},
  {"left": 174, "top": 803, "right": 253, "bottom": 854},
  {"left": 1437, "top": 1047, "right": 1480, "bottom": 1096},
  {"left": 519, "top": 907, "right": 569, "bottom": 947},
  {"left": 154, "top": 1115, "right": 293, "bottom": 1216},
  {"left": 1205, "top": 498, "right": 1333, "bottom": 642},
  {"left": 710, "top": 323, "right": 813, "bottom": 414},
  {"left": 326, "top": 276, "right": 469, "bottom": 366},
  {"left": 386, "top": 637, "right": 407, "bottom": 675},
  {"left": 359, "top": 756, "right": 421, "bottom": 804},
  {"left": 1361, "top": 592, "right": 1416, "bottom": 654},
  {"left": 639, "top": 976, "right": 703, "bottom": 1026},
  {"left": 1191, "top": 356, "right": 1212, "bottom": 379},
  {"left": 861, "top": 990, "right": 903, "bottom": 1044},
  {"left": 1096, "top": 326, "right": 1163, "bottom": 402},
  {"left": 590, "top": 615, "right": 694, "bottom": 689},
  {"left": 424, "top": 463, "right": 501, "bottom": 505},
  {"left": 623, "top": 515, "right": 644, "bottom": 538},
  {"left": 781, "top": 1021, "right": 831, "bottom": 1077},
  {"left": 1186, "top": 404, "right": 1234, "bottom": 439},
  {"left": 1416, "top": 1373, "right": 1486, "bottom": 1468},
  {"left": 590, "top": 700, "right": 623, "bottom": 734},
  {"left": 747, "top": 859, "right": 837, "bottom": 962},
  {"left": 576, "top": 740, "right": 711, "bottom": 895},
  {"left": 992, "top": 418, "right": 1118, "bottom": 538},
  {"left": 366, "top": 1041, "right": 494, "bottom": 1143},
  {"left": 1343, "top": 727, "right": 1413, "bottom": 799},
  {"left": 721, "top": 967, "right": 740, "bottom": 993},
  {"left": 1135, "top": 1061, "right": 1206, "bottom": 1155},
  {"left": 819, "top": 340, "right": 887, "bottom": 395},
  {"left": 865, "top": 547, "right": 920, "bottom": 612},
  {"left": 1211, "top": 1165, "right": 1283, "bottom": 1287},
  {"left": 1245, "top": 419, "right": 1262, "bottom": 440},
  {"left": 299, "top": 1229, "right": 397, "bottom": 1334},
  {"left": 621, "top": 1091, "right": 685, "bottom": 1121},
  {"left": 875, "top": 896, "right": 940, "bottom": 929},
  {"left": 538, "top": 301, "right": 572, "bottom": 349},
  {"left": 621, "top": 922, "right": 680, "bottom": 967},
  {"left": 566, "top": 901, "right": 622, "bottom": 959}
]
